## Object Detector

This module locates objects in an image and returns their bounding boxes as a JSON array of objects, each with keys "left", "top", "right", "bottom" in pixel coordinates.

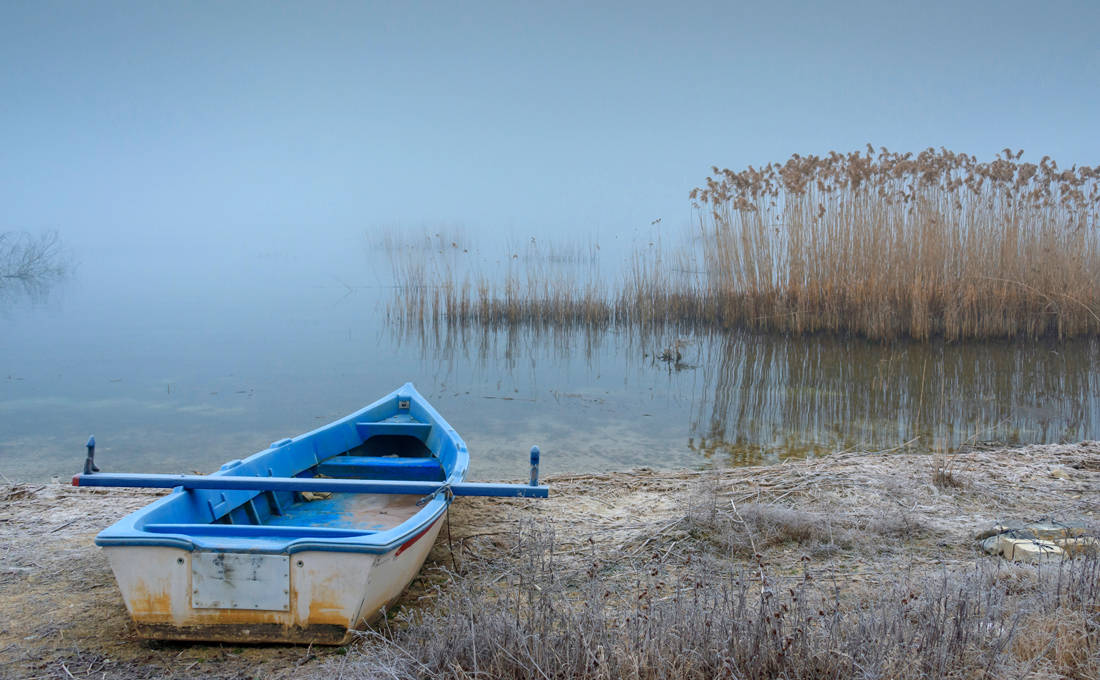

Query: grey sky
[{"left": 2, "top": 1, "right": 1098, "bottom": 258}]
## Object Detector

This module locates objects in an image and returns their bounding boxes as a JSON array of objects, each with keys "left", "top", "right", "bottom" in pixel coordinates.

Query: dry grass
[
  {"left": 4, "top": 443, "right": 1097, "bottom": 679},
  {"left": 389, "top": 148, "right": 1100, "bottom": 341},
  {"left": 343, "top": 533, "right": 1100, "bottom": 680},
  {"left": 684, "top": 500, "right": 918, "bottom": 560},
  {"left": 331, "top": 442, "right": 1100, "bottom": 679}
]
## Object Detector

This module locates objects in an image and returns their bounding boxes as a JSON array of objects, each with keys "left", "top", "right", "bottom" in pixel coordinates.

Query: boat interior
[{"left": 127, "top": 413, "right": 460, "bottom": 548}]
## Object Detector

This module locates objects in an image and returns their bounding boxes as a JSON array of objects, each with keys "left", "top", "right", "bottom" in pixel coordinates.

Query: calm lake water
[{"left": 2, "top": 229, "right": 1098, "bottom": 482}]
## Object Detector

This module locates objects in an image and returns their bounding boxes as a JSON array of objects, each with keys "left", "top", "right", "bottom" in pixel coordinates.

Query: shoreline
[{"left": 2, "top": 442, "right": 1097, "bottom": 679}]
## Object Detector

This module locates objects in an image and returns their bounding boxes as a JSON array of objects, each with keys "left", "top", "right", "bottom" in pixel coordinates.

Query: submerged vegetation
[{"left": 391, "top": 148, "right": 1100, "bottom": 341}]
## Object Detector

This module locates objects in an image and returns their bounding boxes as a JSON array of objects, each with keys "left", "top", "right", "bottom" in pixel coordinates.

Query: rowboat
[{"left": 73, "top": 383, "right": 546, "bottom": 644}]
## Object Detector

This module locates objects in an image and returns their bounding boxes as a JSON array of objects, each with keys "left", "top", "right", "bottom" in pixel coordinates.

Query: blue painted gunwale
[{"left": 94, "top": 383, "right": 469, "bottom": 555}]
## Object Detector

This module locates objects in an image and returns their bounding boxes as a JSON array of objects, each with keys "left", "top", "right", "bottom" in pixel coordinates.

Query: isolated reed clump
[
  {"left": 389, "top": 237, "right": 617, "bottom": 332},
  {"left": 692, "top": 146, "right": 1100, "bottom": 340}
]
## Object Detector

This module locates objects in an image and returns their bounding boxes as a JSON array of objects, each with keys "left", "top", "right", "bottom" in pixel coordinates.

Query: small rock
[
  {"left": 977, "top": 519, "right": 1094, "bottom": 563},
  {"left": 995, "top": 537, "right": 1064, "bottom": 564}
]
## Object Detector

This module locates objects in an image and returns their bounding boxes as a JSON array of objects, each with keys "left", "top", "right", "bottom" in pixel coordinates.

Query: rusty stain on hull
[
  {"left": 126, "top": 581, "right": 173, "bottom": 622},
  {"left": 307, "top": 582, "right": 352, "bottom": 626}
]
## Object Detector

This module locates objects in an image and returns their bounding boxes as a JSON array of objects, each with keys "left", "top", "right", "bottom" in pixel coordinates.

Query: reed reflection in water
[
  {"left": 691, "top": 332, "right": 1098, "bottom": 463},
  {"left": 392, "top": 319, "right": 1100, "bottom": 466}
]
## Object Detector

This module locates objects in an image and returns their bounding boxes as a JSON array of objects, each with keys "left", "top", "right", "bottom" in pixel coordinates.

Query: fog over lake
[
  {"left": 3, "top": 3, "right": 1099, "bottom": 481},
  {"left": 2, "top": 228, "right": 1097, "bottom": 482}
]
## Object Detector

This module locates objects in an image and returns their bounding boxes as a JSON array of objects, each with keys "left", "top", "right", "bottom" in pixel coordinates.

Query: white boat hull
[{"left": 103, "top": 515, "right": 444, "bottom": 644}]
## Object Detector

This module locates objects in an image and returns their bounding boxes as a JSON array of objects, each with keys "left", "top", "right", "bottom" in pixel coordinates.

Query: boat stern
[
  {"left": 104, "top": 546, "right": 373, "bottom": 644},
  {"left": 102, "top": 513, "right": 446, "bottom": 644}
]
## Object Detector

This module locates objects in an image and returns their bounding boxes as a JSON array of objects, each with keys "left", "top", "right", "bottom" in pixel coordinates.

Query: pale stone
[
  {"left": 996, "top": 536, "right": 1064, "bottom": 564},
  {"left": 1026, "top": 520, "right": 1087, "bottom": 541},
  {"left": 980, "top": 535, "right": 1001, "bottom": 555}
]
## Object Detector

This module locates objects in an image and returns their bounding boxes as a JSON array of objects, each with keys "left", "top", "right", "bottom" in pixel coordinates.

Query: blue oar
[
  {"left": 72, "top": 472, "right": 548, "bottom": 498},
  {"left": 74, "top": 439, "right": 546, "bottom": 498}
]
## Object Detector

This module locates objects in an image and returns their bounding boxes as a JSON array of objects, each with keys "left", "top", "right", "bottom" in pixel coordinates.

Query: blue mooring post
[
  {"left": 83, "top": 435, "right": 99, "bottom": 475},
  {"left": 529, "top": 445, "right": 540, "bottom": 486}
]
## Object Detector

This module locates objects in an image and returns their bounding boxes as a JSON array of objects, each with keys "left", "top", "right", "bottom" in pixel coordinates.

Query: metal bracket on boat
[
  {"left": 416, "top": 482, "right": 453, "bottom": 507},
  {"left": 83, "top": 435, "right": 100, "bottom": 475}
]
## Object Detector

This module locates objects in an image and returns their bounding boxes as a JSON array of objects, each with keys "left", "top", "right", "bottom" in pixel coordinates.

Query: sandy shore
[{"left": 1, "top": 442, "right": 1097, "bottom": 679}]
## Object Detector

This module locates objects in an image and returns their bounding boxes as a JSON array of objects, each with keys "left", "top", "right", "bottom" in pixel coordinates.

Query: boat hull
[
  {"left": 93, "top": 383, "right": 469, "bottom": 644},
  {"left": 104, "top": 514, "right": 444, "bottom": 644}
]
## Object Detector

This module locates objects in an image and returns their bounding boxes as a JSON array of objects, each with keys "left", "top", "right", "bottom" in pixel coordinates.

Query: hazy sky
[{"left": 2, "top": 1, "right": 1098, "bottom": 258}]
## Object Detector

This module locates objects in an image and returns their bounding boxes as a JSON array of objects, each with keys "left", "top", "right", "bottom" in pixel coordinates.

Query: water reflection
[
  {"left": 690, "top": 332, "right": 1098, "bottom": 462},
  {"left": 395, "top": 321, "right": 1100, "bottom": 464},
  {"left": 3, "top": 228, "right": 1096, "bottom": 481}
]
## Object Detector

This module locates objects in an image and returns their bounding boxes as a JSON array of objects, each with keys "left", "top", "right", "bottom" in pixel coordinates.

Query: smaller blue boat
[{"left": 75, "top": 383, "right": 545, "bottom": 644}]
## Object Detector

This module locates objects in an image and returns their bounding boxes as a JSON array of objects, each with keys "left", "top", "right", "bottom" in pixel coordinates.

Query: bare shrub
[
  {"left": 0, "top": 230, "right": 66, "bottom": 282},
  {"left": 0, "top": 230, "right": 68, "bottom": 306}
]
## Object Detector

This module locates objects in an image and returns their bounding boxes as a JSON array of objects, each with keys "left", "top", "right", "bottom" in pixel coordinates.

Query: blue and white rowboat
[{"left": 74, "top": 383, "right": 546, "bottom": 644}]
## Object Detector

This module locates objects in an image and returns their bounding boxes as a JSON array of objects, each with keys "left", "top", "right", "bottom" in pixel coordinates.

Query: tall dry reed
[
  {"left": 389, "top": 148, "right": 1100, "bottom": 341},
  {"left": 692, "top": 146, "right": 1100, "bottom": 340}
]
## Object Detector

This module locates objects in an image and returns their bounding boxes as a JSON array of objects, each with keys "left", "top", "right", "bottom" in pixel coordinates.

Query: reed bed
[
  {"left": 389, "top": 148, "right": 1100, "bottom": 341},
  {"left": 693, "top": 146, "right": 1100, "bottom": 340}
]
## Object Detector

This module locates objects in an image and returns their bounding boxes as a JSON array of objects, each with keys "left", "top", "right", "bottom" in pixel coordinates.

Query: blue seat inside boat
[
  {"left": 314, "top": 423, "right": 445, "bottom": 481},
  {"left": 316, "top": 455, "right": 445, "bottom": 482}
]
